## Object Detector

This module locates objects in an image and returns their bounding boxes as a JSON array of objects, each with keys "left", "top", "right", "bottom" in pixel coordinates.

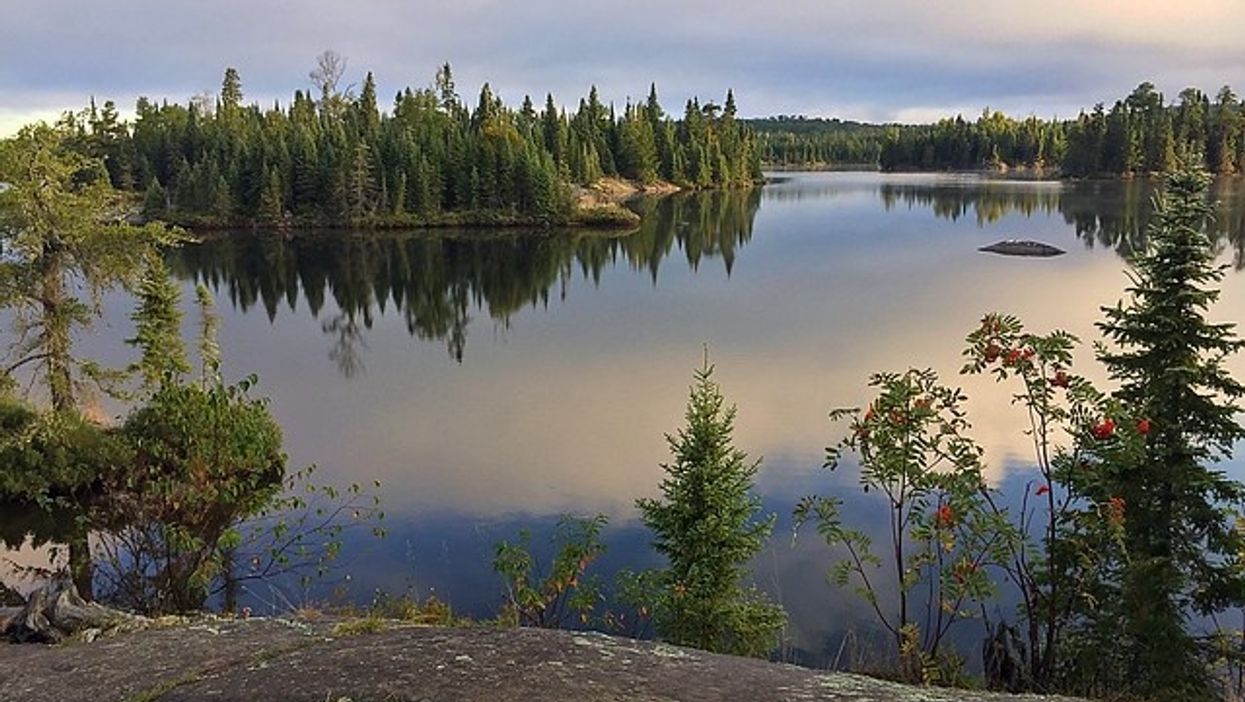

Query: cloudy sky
[{"left": 3, "top": 0, "right": 1244, "bottom": 135}]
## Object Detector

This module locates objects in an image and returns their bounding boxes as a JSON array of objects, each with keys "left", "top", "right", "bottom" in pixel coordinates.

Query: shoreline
[
  {"left": 159, "top": 206, "right": 644, "bottom": 233},
  {"left": 764, "top": 163, "right": 1245, "bottom": 182},
  {"left": 152, "top": 177, "right": 762, "bottom": 236}
]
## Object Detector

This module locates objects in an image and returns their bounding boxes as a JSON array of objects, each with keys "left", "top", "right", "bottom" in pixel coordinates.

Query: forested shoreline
[
  {"left": 69, "top": 55, "right": 763, "bottom": 230},
  {"left": 54, "top": 73, "right": 1245, "bottom": 234},
  {"left": 748, "top": 116, "right": 887, "bottom": 167},
  {"left": 751, "top": 82, "right": 1245, "bottom": 177}
]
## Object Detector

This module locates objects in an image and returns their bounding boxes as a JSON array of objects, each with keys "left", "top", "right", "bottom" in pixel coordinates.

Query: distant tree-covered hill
[
  {"left": 750, "top": 82, "right": 1245, "bottom": 177},
  {"left": 746, "top": 117, "right": 888, "bottom": 167}
]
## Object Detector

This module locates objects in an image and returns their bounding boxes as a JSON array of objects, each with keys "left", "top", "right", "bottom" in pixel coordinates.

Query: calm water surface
[{"left": 9, "top": 172, "right": 1245, "bottom": 664}]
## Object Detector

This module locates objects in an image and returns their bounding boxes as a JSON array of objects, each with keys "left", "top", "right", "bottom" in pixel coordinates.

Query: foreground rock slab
[{"left": 0, "top": 619, "right": 1081, "bottom": 702}]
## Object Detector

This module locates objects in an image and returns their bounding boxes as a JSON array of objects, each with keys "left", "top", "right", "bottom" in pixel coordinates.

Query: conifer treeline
[
  {"left": 878, "top": 82, "right": 1245, "bottom": 175},
  {"left": 74, "top": 62, "right": 762, "bottom": 227},
  {"left": 752, "top": 82, "right": 1245, "bottom": 177},
  {"left": 746, "top": 117, "right": 886, "bottom": 167}
]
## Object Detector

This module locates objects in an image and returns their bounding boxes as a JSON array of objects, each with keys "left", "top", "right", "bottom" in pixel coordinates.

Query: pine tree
[
  {"left": 0, "top": 120, "right": 177, "bottom": 412},
  {"left": 220, "top": 68, "right": 243, "bottom": 114},
  {"left": 212, "top": 174, "right": 232, "bottom": 218},
  {"left": 636, "top": 358, "right": 786, "bottom": 657},
  {"left": 518, "top": 94, "right": 537, "bottom": 140},
  {"left": 127, "top": 260, "right": 190, "bottom": 392},
  {"left": 1096, "top": 156, "right": 1245, "bottom": 700},
  {"left": 435, "top": 63, "right": 457, "bottom": 113},
  {"left": 0, "top": 119, "right": 179, "bottom": 599},
  {"left": 1176, "top": 89, "right": 1208, "bottom": 152},
  {"left": 391, "top": 170, "right": 407, "bottom": 215},
  {"left": 1210, "top": 87, "right": 1240, "bottom": 174},
  {"left": 142, "top": 177, "right": 168, "bottom": 219},
  {"left": 343, "top": 141, "right": 376, "bottom": 220},
  {"left": 1153, "top": 111, "right": 1177, "bottom": 173},
  {"left": 257, "top": 167, "right": 285, "bottom": 222},
  {"left": 542, "top": 94, "right": 565, "bottom": 169},
  {"left": 358, "top": 71, "right": 381, "bottom": 138},
  {"left": 619, "top": 104, "right": 659, "bottom": 183},
  {"left": 290, "top": 127, "right": 320, "bottom": 214}
]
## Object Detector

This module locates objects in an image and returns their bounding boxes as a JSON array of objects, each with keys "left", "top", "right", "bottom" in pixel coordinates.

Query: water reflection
[
  {"left": 9, "top": 173, "right": 1245, "bottom": 666},
  {"left": 171, "top": 189, "right": 761, "bottom": 370},
  {"left": 875, "top": 177, "right": 1245, "bottom": 263},
  {"left": 168, "top": 177, "right": 1245, "bottom": 385}
]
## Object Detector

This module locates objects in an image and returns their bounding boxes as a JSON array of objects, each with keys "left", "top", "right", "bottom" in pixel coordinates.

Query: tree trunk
[
  {"left": 40, "top": 242, "right": 72, "bottom": 413},
  {"left": 68, "top": 531, "right": 92, "bottom": 603},
  {"left": 221, "top": 547, "right": 238, "bottom": 614},
  {"left": 41, "top": 241, "right": 92, "bottom": 600}
]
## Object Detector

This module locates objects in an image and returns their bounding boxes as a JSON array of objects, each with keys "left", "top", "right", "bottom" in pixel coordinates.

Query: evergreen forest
[
  {"left": 752, "top": 82, "right": 1245, "bottom": 176},
  {"left": 76, "top": 56, "right": 763, "bottom": 229}
]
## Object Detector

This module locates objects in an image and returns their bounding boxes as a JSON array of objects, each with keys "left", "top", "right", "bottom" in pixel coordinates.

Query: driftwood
[
  {"left": 0, "top": 607, "right": 20, "bottom": 636},
  {"left": 0, "top": 582, "right": 22, "bottom": 607},
  {"left": 1, "top": 587, "right": 145, "bottom": 643},
  {"left": 978, "top": 239, "right": 1066, "bottom": 257},
  {"left": 983, "top": 620, "right": 1029, "bottom": 693}
]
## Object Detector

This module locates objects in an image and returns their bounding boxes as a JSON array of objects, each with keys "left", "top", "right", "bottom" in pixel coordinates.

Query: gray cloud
[{"left": 2, "top": 0, "right": 1244, "bottom": 134}]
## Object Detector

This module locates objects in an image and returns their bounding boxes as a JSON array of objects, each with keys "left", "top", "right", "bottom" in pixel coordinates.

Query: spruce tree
[
  {"left": 636, "top": 359, "right": 786, "bottom": 657},
  {"left": 142, "top": 177, "right": 167, "bottom": 219},
  {"left": 358, "top": 72, "right": 381, "bottom": 138},
  {"left": 0, "top": 120, "right": 178, "bottom": 412},
  {"left": 1096, "top": 156, "right": 1245, "bottom": 699},
  {"left": 126, "top": 260, "right": 190, "bottom": 392},
  {"left": 257, "top": 168, "right": 285, "bottom": 222},
  {"left": 220, "top": 68, "right": 243, "bottom": 113},
  {"left": 0, "top": 119, "right": 178, "bottom": 599}
]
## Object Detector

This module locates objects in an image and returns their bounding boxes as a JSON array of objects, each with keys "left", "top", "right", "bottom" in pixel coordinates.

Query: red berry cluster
[
  {"left": 1092, "top": 418, "right": 1116, "bottom": 440},
  {"left": 980, "top": 340, "right": 1035, "bottom": 369}
]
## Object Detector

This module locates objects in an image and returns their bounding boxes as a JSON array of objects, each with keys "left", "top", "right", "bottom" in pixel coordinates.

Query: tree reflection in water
[
  {"left": 169, "top": 188, "right": 763, "bottom": 374},
  {"left": 877, "top": 177, "right": 1245, "bottom": 264}
]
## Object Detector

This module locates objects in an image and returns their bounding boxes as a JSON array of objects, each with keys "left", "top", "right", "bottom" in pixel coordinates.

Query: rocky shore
[{"left": 0, "top": 614, "right": 1084, "bottom": 702}]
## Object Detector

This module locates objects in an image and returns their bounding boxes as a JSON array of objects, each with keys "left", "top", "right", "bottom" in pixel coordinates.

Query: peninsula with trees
[{"left": 74, "top": 53, "right": 763, "bottom": 231}]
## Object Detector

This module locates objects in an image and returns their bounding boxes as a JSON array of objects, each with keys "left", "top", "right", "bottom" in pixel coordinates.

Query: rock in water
[{"left": 979, "top": 239, "right": 1065, "bottom": 257}]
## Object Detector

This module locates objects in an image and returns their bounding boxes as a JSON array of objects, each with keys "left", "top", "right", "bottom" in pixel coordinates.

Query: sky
[{"left": 3, "top": 0, "right": 1244, "bottom": 136}]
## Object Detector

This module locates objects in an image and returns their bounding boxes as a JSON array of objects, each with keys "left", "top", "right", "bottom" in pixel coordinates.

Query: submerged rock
[{"left": 979, "top": 240, "right": 1066, "bottom": 257}]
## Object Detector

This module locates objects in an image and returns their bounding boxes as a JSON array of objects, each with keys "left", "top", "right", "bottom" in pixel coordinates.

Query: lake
[{"left": 7, "top": 171, "right": 1245, "bottom": 665}]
